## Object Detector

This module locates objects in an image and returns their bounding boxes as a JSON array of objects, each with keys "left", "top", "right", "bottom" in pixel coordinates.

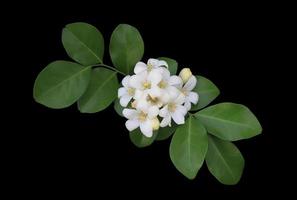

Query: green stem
[{"left": 92, "top": 63, "right": 126, "bottom": 76}]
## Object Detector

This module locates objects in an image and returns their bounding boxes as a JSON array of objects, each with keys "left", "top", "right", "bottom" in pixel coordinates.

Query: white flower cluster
[{"left": 118, "top": 58, "right": 199, "bottom": 137}]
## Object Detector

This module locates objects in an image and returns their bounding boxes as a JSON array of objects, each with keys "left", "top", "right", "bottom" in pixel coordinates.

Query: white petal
[
  {"left": 184, "top": 76, "right": 197, "bottom": 91},
  {"left": 148, "top": 106, "right": 159, "bottom": 118},
  {"left": 169, "top": 75, "right": 183, "bottom": 87},
  {"left": 159, "top": 105, "right": 169, "bottom": 117},
  {"left": 184, "top": 100, "right": 191, "bottom": 111},
  {"left": 118, "top": 87, "right": 127, "bottom": 98},
  {"left": 148, "top": 86, "right": 161, "bottom": 98},
  {"left": 129, "top": 74, "right": 144, "bottom": 89},
  {"left": 148, "top": 70, "right": 162, "bottom": 85},
  {"left": 136, "top": 98, "right": 150, "bottom": 111},
  {"left": 171, "top": 110, "right": 185, "bottom": 125},
  {"left": 125, "top": 119, "right": 140, "bottom": 131},
  {"left": 121, "top": 75, "right": 131, "bottom": 88},
  {"left": 160, "top": 115, "right": 171, "bottom": 127},
  {"left": 120, "top": 95, "right": 132, "bottom": 107},
  {"left": 158, "top": 60, "right": 168, "bottom": 68},
  {"left": 161, "top": 68, "right": 170, "bottom": 80},
  {"left": 175, "top": 94, "right": 186, "bottom": 105},
  {"left": 160, "top": 91, "right": 170, "bottom": 104},
  {"left": 188, "top": 92, "right": 199, "bottom": 104},
  {"left": 147, "top": 58, "right": 159, "bottom": 67},
  {"left": 176, "top": 105, "right": 188, "bottom": 116},
  {"left": 123, "top": 108, "right": 138, "bottom": 119},
  {"left": 167, "top": 86, "right": 181, "bottom": 99},
  {"left": 140, "top": 120, "right": 153, "bottom": 137},
  {"left": 134, "top": 62, "right": 147, "bottom": 74},
  {"left": 134, "top": 89, "right": 145, "bottom": 100}
]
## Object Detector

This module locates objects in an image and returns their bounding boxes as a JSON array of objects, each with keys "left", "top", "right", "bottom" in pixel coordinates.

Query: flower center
[
  {"left": 138, "top": 111, "right": 147, "bottom": 122},
  {"left": 128, "top": 88, "right": 135, "bottom": 96},
  {"left": 147, "top": 63, "right": 153, "bottom": 71},
  {"left": 158, "top": 80, "right": 167, "bottom": 89},
  {"left": 147, "top": 95, "right": 161, "bottom": 106},
  {"left": 143, "top": 81, "right": 151, "bottom": 89},
  {"left": 181, "top": 88, "right": 188, "bottom": 96},
  {"left": 131, "top": 100, "right": 137, "bottom": 108},
  {"left": 168, "top": 102, "right": 176, "bottom": 112}
]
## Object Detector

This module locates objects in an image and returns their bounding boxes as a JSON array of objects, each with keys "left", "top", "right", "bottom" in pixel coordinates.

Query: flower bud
[
  {"left": 151, "top": 118, "right": 160, "bottom": 131},
  {"left": 179, "top": 68, "right": 192, "bottom": 83}
]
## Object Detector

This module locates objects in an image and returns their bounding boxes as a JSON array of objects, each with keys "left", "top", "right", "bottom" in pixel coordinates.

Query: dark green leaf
[
  {"left": 114, "top": 98, "right": 124, "bottom": 117},
  {"left": 169, "top": 116, "right": 208, "bottom": 179},
  {"left": 206, "top": 135, "right": 245, "bottom": 185},
  {"left": 129, "top": 129, "right": 157, "bottom": 148},
  {"left": 191, "top": 76, "right": 220, "bottom": 111},
  {"left": 33, "top": 61, "right": 91, "bottom": 109},
  {"left": 196, "top": 103, "right": 262, "bottom": 141},
  {"left": 156, "top": 124, "right": 177, "bottom": 141},
  {"left": 62, "top": 22, "right": 104, "bottom": 65},
  {"left": 109, "top": 24, "right": 144, "bottom": 74},
  {"left": 78, "top": 68, "right": 118, "bottom": 113}
]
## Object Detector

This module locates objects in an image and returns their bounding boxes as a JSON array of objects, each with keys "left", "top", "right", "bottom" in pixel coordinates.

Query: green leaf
[
  {"left": 129, "top": 129, "right": 157, "bottom": 148},
  {"left": 62, "top": 22, "right": 104, "bottom": 66},
  {"left": 191, "top": 76, "right": 220, "bottom": 111},
  {"left": 109, "top": 24, "right": 144, "bottom": 74},
  {"left": 169, "top": 116, "right": 208, "bottom": 179},
  {"left": 196, "top": 103, "right": 262, "bottom": 141},
  {"left": 156, "top": 124, "right": 177, "bottom": 141},
  {"left": 158, "top": 57, "right": 178, "bottom": 75},
  {"left": 206, "top": 135, "right": 245, "bottom": 185},
  {"left": 33, "top": 61, "right": 91, "bottom": 109},
  {"left": 114, "top": 98, "right": 123, "bottom": 117},
  {"left": 78, "top": 68, "right": 118, "bottom": 113}
]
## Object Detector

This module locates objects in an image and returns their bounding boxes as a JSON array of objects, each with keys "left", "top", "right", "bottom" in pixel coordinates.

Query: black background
[{"left": 6, "top": 2, "right": 291, "bottom": 198}]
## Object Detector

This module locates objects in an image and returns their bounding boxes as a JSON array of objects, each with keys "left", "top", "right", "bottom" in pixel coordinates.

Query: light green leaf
[
  {"left": 129, "top": 129, "right": 157, "bottom": 148},
  {"left": 33, "top": 61, "right": 91, "bottom": 109},
  {"left": 62, "top": 22, "right": 104, "bottom": 65},
  {"left": 191, "top": 76, "right": 220, "bottom": 111},
  {"left": 78, "top": 68, "right": 118, "bottom": 113},
  {"left": 109, "top": 24, "right": 144, "bottom": 74},
  {"left": 169, "top": 116, "right": 208, "bottom": 179},
  {"left": 158, "top": 57, "right": 178, "bottom": 75},
  {"left": 206, "top": 135, "right": 245, "bottom": 185},
  {"left": 156, "top": 124, "right": 177, "bottom": 141},
  {"left": 196, "top": 103, "right": 262, "bottom": 141},
  {"left": 114, "top": 98, "right": 123, "bottom": 117}
]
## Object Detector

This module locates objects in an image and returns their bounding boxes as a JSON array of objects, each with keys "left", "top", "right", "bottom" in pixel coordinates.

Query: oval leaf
[
  {"left": 62, "top": 22, "right": 104, "bottom": 65},
  {"left": 109, "top": 24, "right": 144, "bottom": 74},
  {"left": 33, "top": 61, "right": 91, "bottom": 109},
  {"left": 169, "top": 116, "right": 208, "bottom": 179},
  {"left": 206, "top": 135, "right": 245, "bottom": 185},
  {"left": 196, "top": 103, "right": 262, "bottom": 141},
  {"left": 191, "top": 76, "right": 220, "bottom": 111},
  {"left": 156, "top": 124, "right": 177, "bottom": 141},
  {"left": 114, "top": 98, "right": 124, "bottom": 117},
  {"left": 78, "top": 68, "right": 118, "bottom": 113},
  {"left": 158, "top": 57, "right": 178, "bottom": 75},
  {"left": 129, "top": 129, "right": 157, "bottom": 148}
]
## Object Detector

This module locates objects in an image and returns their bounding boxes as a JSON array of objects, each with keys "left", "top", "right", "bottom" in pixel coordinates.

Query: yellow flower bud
[
  {"left": 179, "top": 68, "right": 192, "bottom": 83},
  {"left": 151, "top": 118, "right": 160, "bottom": 131}
]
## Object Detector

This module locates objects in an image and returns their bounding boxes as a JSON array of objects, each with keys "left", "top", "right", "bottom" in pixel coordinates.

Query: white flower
[
  {"left": 118, "top": 75, "right": 136, "bottom": 107},
  {"left": 118, "top": 58, "right": 199, "bottom": 137},
  {"left": 178, "top": 75, "right": 199, "bottom": 111},
  {"left": 159, "top": 94, "right": 187, "bottom": 127},
  {"left": 134, "top": 58, "right": 168, "bottom": 74},
  {"left": 123, "top": 106, "right": 159, "bottom": 137}
]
